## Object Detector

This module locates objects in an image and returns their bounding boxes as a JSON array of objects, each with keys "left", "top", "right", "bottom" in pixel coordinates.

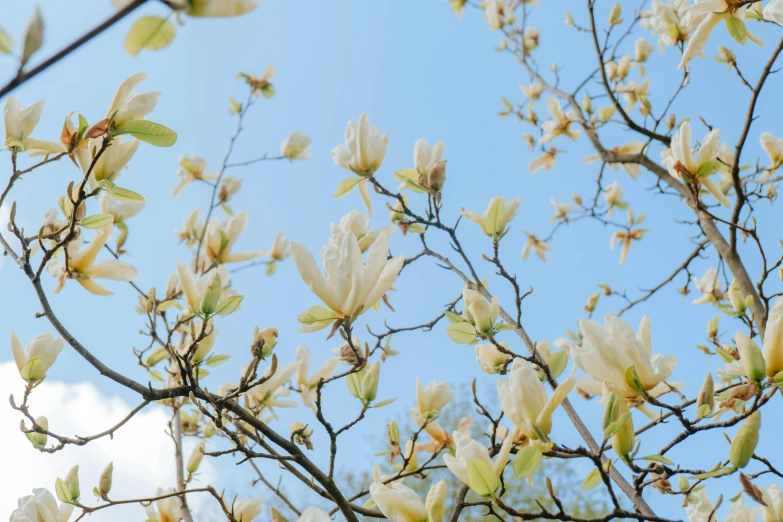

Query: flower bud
[
  {"left": 763, "top": 298, "right": 783, "bottom": 377},
  {"left": 707, "top": 315, "right": 719, "bottom": 339},
  {"left": 98, "top": 462, "right": 113, "bottom": 496},
  {"left": 602, "top": 390, "right": 634, "bottom": 459},
  {"left": 729, "top": 411, "right": 761, "bottom": 469},
  {"left": 361, "top": 361, "right": 381, "bottom": 403},
  {"left": 728, "top": 279, "right": 748, "bottom": 315},
  {"left": 199, "top": 272, "right": 222, "bottom": 315},
  {"left": 665, "top": 113, "right": 677, "bottom": 130},
  {"left": 475, "top": 342, "right": 511, "bottom": 374},
  {"left": 56, "top": 465, "right": 80, "bottom": 503},
  {"left": 608, "top": 3, "right": 623, "bottom": 25},
  {"left": 251, "top": 326, "right": 278, "bottom": 358},
  {"left": 715, "top": 46, "right": 736, "bottom": 65},
  {"left": 565, "top": 10, "right": 574, "bottom": 26},
  {"left": 584, "top": 292, "right": 600, "bottom": 313},
  {"left": 25, "top": 416, "right": 48, "bottom": 449},
  {"left": 425, "top": 160, "right": 447, "bottom": 193},
  {"left": 387, "top": 420, "right": 400, "bottom": 446},
  {"left": 736, "top": 332, "right": 766, "bottom": 383},
  {"left": 696, "top": 373, "right": 715, "bottom": 418},
  {"left": 186, "top": 440, "right": 205, "bottom": 474},
  {"left": 290, "top": 421, "right": 313, "bottom": 450},
  {"left": 425, "top": 479, "right": 447, "bottom": 522}
]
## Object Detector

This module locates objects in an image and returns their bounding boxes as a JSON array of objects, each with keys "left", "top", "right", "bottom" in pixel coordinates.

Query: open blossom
[
  {"left": 443, "top": 431, "right": 513, "bottom": 496},
  {"left": 603, "top": 181, "right": 626, "bottom": 216},
  {"left": 107, "top": 73, "right": 161, "bottom": 127},
  {"left": 760, "top": 132, "right": 783, "bottom": 174},
  {"left": 101, "top": 194, "right": 145, "bottom": 223},
  {"left": 662, "top": 120, "right": 730, "bottom": 208},
  {"left": 461, "top": 196, "right": 520, "bottom": 238},
  {"left": 143, "top": 489, "right": 182, "bottom": 522},
  {"left": 244, "top": 360, "right": 299, "bottom": 412},
  {"left": 462, "top": 287, "right": 500, "bottom": 336},
  {"left": 327, "top": 210, "right": 395, "bottom": 253},
  {"left": 618, "top": 79, "right": 650, "bottom": 114},
  {"left": 764, "top": 0, "right": 783, "bottom": 24},
  {"left": 476, "top": 342, "right": 511, "bottom": 374},
  {"left": 332, "top": 113, "right": 388, "bottom": 175},
  {"left": 562, "top": 315, "right": 678, "bottom": 405},
  {"left": 218, "top": 176, "right": 242, "bottom": 203},
  {"left": 520, "top": 82, "right": 544, "bottom": 100},
  {"left": 11, "top": 488, "right": 73, "bottom": 522},
  {"left": 231, "top": 498, "right": 263, "bottom": 522},
  {"left": 540, "top": 98, "right": 580, "bottom": 143},
  {"left": 260, "top": 231, "right": 290, "bottom": 261},
  {"left": 763, "top": 298, "right": 783, "bottom": 377},
  {"left": 176, "top": 208, "right": 203, "bottom": 246},
  {"left": 84, "top": 136, "right": 140, "bottom": 190},
  {"left": 416, "top": 379, "right": 453, "bottom": 418},
  {"left": 204, "top": 211, "right": 262, "bottom": 264},
  {"left": 692, "top": 267, "right": 722, "bottom": 304},
  {"left": 484, "top": 0, "right": 508, "bottom": 30},
  {"left": 48, "top": 224, "right": 138, "bottom": 295},
  {"left": 679, "top": 0, "right": 762, "bottom": 69},
  {"left": 605, "top": 55, "right": 632, "bottom": 82},
  {"left": 584, "top": 142, "right": 646, "bottom": 179},
  {"left": 413, "top": 139, "right": 445, "bottom": 176},
  {"left": 4, "top": 97, "right": 64, "bottom": 153},
  {"left": 295, "top": 508, "right": 331, "bottom": 522},
  {"left": 522, "top": 232, "right": 551, "bottom": 261},
  {"left": 173, "top": 155, "right": 219, "bottom": 198},
  {"left": 369, "top": 468, "right": 447, "bottom": 522},
  {"left": 281, "top": 131, "right": 312, "bottom": 159},
  {"left": 529, "top": 148, "right": 558, "bottom": 173},
  {"left": 642, "top": 0, "right": 692, "bottom": 50},
  {"left": 759, "top": 485, "right": 783, "bottom": 522},
  {"left": 296, "top": 345, "right": 341, "bottom": 411},
  {"left": 11, "top": 332, "right": 65, "bottom": 383},
  {"left": 291, "top": 230, "right": 404, "bottom": 325},
  {"left": 685, "top": 488, "right": 717, "bottom": 522},
  {"left": 550, "top": 199, "right": 572, "bottom": 223},
  {"left": 635, "top": 38, "right": 654, "bottom": 62},
  {"left": 498, "top": 359, "right": 575, "bottom": 444},
  {"left": 175, "top": 262, "right": 230, "bottom": 315}
]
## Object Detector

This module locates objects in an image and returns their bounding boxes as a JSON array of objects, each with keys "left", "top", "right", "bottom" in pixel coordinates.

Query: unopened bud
[
  {"left": 665, "top": 113, "right": 676, "bottom": 130},
  {"left": 736, "top": 332, "right": 766, "bottom": 383},
  {"left": 728, "top": 279, "right": 748, "bottom": 315},
  {"left": 426, "top": 161, "right": 447, "bottom": 193},
  {"left": 715, "top": 46, "right": 736, "bottom": 65},
  {"left": 602, "top": 390, "right": 634, "bottom": 458},
  {"left": 98, "top": 462, "right": 113, "bottom": 496},
  {"left": 707, "top": 315, "right": 719, "bottom": 339},
  {"left": 582, "top": 94, "right": 593, "bottom": 115},
  {"left": 270, "top": 507, "right": 291, "bottom": 522},
  {"left": 290, "top": 421, "right": 313, "bottom": 450},
  {"left": 186, "top": 440, "right": 205, "bottom": 474},
  {"left": 59, "top": 465, "right": 80, "bottom": 503},
  {"left": 608, "top": 3, "right": 623, "bottom": 25},
  {"left": 584, "top": 292, "right": 600, "bottom": 313},
  {"left": 251, "top": 326, "right": 278, "bottom": 358},
  {"left": 387, "top": 420, "right": 400, "bottom": 446},
  {"left": 25, "top": 416, "right": 48, "bottom": 449},
  {"left": 361, "top": 361, "right": 381, "bottom": 403},
  {"left": 729, "top": 411, "right": 761, "bottom": 469},
  {"left": 696, "top": 373, "right": 715, "bottom": 418}
]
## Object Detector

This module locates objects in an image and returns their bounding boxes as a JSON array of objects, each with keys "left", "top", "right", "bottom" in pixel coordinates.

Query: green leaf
[
  {"left": 393, "top": 168, "right": 426, "bottom": 193},
  {"left": 346, "top": 372, "right": 363, "bottom": 399},
  {"left": 604, "top": 411, "right": 631, "bottom": 439},
  {"left": 333, "top": 177, "right": 363, "bottom": 198},
  {"left": 107, "top": 185, "right": 146, "bottom": 202},
  {"left": 445, "top": 322, "right": 478, "bottom": 344},
  {"left": 260, "top": 83, "right": 275, "bottom": 99},
  {"left": 691, "top": 467, "right": 734, "bottom": 480},
  {"left": 625, "top": 366, "right": 648, "bottom": 397},
  {"left": 204, "top": 354, "right": 231, "bottom": 367},
  {"left": 642, "top": 454, "right": 674, "bottom": 465},
  {"left": 199, "top": 272, "right": 222, "bottom": 316},
  {"left": 0, "top": 28, "right": 12, "bottom": 54},
  {"left": 581, "top": 468, "right": 603, "bottom": 490},
  {"left": 371, "top": 397, "right": 397, "bottom": 408},
  {"left": 124, "top": 16, "right": 176, "bottom": 56},
  {"left": 148, "top": 369, "right": 164, "bottom": 382},
  {"left": 726, "top": 17, "right": 747, "bottom": 45},
  {"left": 513, "top": 445, "right": 542, "bottom": 478},
  {"left": 55, "top": 478, "right": 71, "bottom": 504},
  {"left": 297, "top": 306, "right": 338, "bottom": 332},
  {"left": 118, "top": 120, "right": 177, "bottom": 147},
  {"left": 215, "top": 295, "right": 243, "bottom": 316},
  {"left": 547, "top": 350, "right": 569, "bottom": 379},
  {"left": 21, "top": 8, "right": 43, "bottom": 67},
  {"left": 80, "top": 213, "right": 114, "bottom": 229},
  {"left": 696, "top": 159, "right": 721, "bottom": 178},
  {"left": 444, "top": 310, "right": 463, "bottom": 323},
  {"left": 467, "top": 459, "right": 499, "bottom": 497},
  {"left": 494, "top": 322, "right": 516, "bottom": 331},
  {"left": 485, "top": 198, "right": 502, "bottom": 236}
]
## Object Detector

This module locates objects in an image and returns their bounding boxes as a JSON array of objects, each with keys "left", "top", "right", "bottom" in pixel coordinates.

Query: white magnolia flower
[
  {"left": 764, "top": 0, "right": 783, "bottom": 24},
  {"left": 443, "top": 431, "right": 513, "bottom": 496},
  {"left": 281, "top": 132, "right": 312, "bottom": 160},
  {"left": 663, "top": 120, "right": 730, "bottom": 208},
  {"left": 685, "top": 488, "right": 716, "bottom": 522},
  {"left": 332, "top": 113, "right": 388, "bottom": 175},
  {"left": 107, "top": 73, "right": 161, "bottom": 127},
  {"left": 475, "top": 342, "right": 511, "bottom": 374},
  {"left": 143, "top": 488, "right": 182, "bottom": 522},
  {"left": 520, "top": 82, "right": 544, "bottom": 100},
  {"left": 635, "top": 38, "right": 654, "bottom": 62},
  {"left": 83, "top": 136, "right": 140, "bottom": 190},
  {"left": 462, "top": 287, "right": 500, "bottom": 335},
  {"left": 176, "top": 208, "right": 203, "bottom": 246},
  {"left": 297, "top": 507, "right": 331, "bottom": 522},
  {"left": 296, "top": 345, "right": 341, "bottom": 411},
  {"left": 244, "top": 361, "right": 299, "bottom": 412},
  {"left": 291, "top": 230, "right": 404, "bottom": 324},
  {"left": 603, "top": 181, "right": 625, "bottom": 216},
  {"left": 484, "top": 0, "right": 507, "bottom": 30},
  {"left": 10, "top": 488, "right": 74, "bottom": 522},
  {"left": 529, "top": 148, "right": 558, "bottom": 173},
  {"left": 260, "top": 231, "right": 290, "bottom": 261},
  {"left": 679, "top": 0, "right": 762, "bottom": 69},
  {"left": 584, "top": 142, "right": 646, "bottom": 179},
  {"left": 204, "top": 211, "right": 262, "bottom": 264},
  {"left": 4, "top": 97, "right": 65, "bottom": 153},
  {"left": 175, "top": 262, "right": 230, "bottom": 315},
  {"left": 369, "top": 470, "right": 426, "bottom": 522},
  {"left": 461, "top": 196, "right": 520, "bottom": 238},
  {"left": 549, "top": 199, "right": 572, "bottom": 223},
  {"left": 186, "top": 0, "right": 259, "bottom": 17},
  {"left": 642, "top": 0, "right": 692, "bottom": 50},
  {"left": 497, "top": 358, "right": 575, "bottom": 443},
  {"left": 522, "top": 232, "right": 551, "bottom": 261},
  {"left": 540, "top": 98, "right": 580, "bottom": 143},
  {"left": 692, "top": 267, "right": 722, "bottom": 304},
  {"left": 327, "top": 210, "right": 396, "bottom": 253},
  {"left": 11, "top": 332, "right": 65, "bottom": 383},
  {"left": 605, "top": 55, "right": 632, "bottom": 82},
  {"left": 173, "top": 155, "right": 219, "bottom": 198},
  {"left": 416, "top": 379, "right": 453, "bottom": 418},
  {"left": 232, "top": 498, "right": 263, "bottom": 521},
  {"left": 725, "top": 494, "right": 762, "bottom": 522},
  {"left": 48, "top": 224, "right": 138, "bottom": 295},
  {"left": 563, "top": 315, "right": 678, "bottom": 403},
  {"left": 101, "top": 194, "right": 145, "bottom": 223},
  {"left": 413, "top": 139, "right": 445, "bottom": 175},
  {"left": 760, "top": 131, "right": 783, "bottom": 174},
  {"left": 760, "top": 484, "right": 783, "bottom": 522}
]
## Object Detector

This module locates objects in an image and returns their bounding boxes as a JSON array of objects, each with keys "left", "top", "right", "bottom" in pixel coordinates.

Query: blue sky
[{"left": 2, "top": 0, "right": 783, "bottom": 519}]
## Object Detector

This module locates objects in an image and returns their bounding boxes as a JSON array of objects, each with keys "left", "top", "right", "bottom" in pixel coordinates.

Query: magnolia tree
[{"left": 5, "top": 0, "right": 783, "bottom": 520}]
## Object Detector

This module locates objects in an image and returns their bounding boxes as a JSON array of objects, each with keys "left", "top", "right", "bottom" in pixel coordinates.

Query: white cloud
[{"left": 0, "top": 362, "right": 221, "bottom": 521}]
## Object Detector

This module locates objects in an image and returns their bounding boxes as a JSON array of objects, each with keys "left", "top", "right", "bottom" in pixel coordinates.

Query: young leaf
[
  {"left": 581, "top": 467, "right": 603, "bottom": 490},
  {"left": 118, "top": 120, "right": 178, "bottom": 147},
  {"left": 642, "top": 454, "right": 674, "bottom": 465},
  {"left": 467, "top": 459, "right": 499, "bottom": 497},
  {"left": 124, "top": 16, "right": 176, "bottom": 56},
  {"left": 547, "top": 350, "right": 569, "bottom": 379},
  {"left": 334, "top": 177, "right": 362, "bottom": 198},
  {"left": 371, "top": 397, "right": 398, "bottom": 408},
  {"left": 297, "top": 306, "right": 338, "bottom": 332},
  {"left": 513, "top": 445, "right": 542, "bottom": 478},
  {"left": 79, "top": 213, "right": 114, "bottom": 229},
  {"left": 726, "top": 17, "right": 747, "bottom": 46},
  {"left": 215, "top": 295, "right": 244, "bottom": 316},
  {"left": 445, "top": 322, "right": 478, "bottom": 344},
  {"left": 21, "top": 8, "right": 43, "bottom": 67},
  {"left": 108, "top": 185, "right": 146, "bottom": 202}
]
